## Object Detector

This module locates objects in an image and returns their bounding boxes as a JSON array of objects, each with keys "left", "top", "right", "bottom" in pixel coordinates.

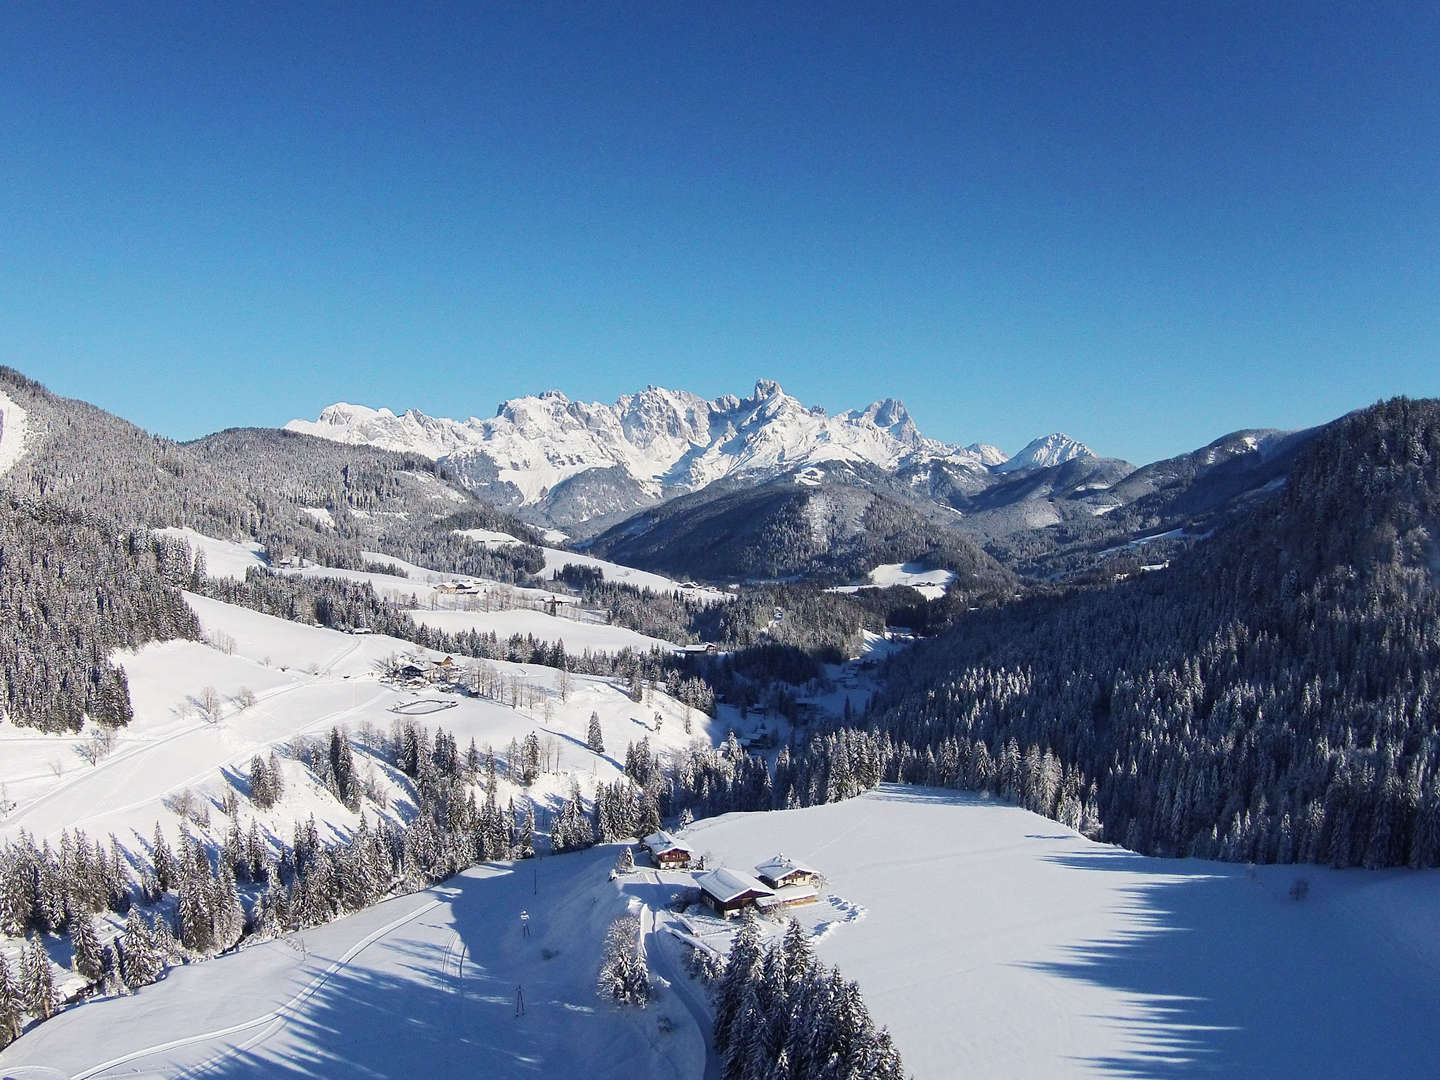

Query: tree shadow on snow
[
  {"left": 184, "top": 847, "right": 659, "bottom": 1080},
  {"left": 1023, "top": 847, "right": 1440, "bottom": 1079}
]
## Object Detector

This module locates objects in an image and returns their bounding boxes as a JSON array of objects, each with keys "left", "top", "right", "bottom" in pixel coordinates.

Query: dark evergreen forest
[{"left": 867, "top": 398, "right": 1440, "bottom": 868}]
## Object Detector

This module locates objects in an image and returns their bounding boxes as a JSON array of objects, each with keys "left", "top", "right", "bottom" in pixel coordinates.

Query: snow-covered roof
[
  {"left": 697, "top": 867, "right": 774, "bottom": 903},
  {"left": 643, "top": 830, "right": 690, "bottom": 855},
  {"left": 755, "top": 853, "right": 818, "bottom": 883}
]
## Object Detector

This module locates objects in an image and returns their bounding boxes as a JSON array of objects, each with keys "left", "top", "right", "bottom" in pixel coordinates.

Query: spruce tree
[
  {"left": 0, "top": 951, "right": 23, "bottom": 1047},
  {"left": 587, "top": 712, "right": 605, "bottom": 754},
  {"left": 22, "top": 935, "right": 55, "bottom": 1020},
  {"left": 70, "top": 913, "right": 105, "bottom": 985}
]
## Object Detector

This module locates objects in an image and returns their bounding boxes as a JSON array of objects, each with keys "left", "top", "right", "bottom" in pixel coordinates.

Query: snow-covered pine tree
[
  {"left": 587, "top": 711, "right": 605, "bottom": 754},
  {"left": 0, "top": 951, "right": 23, "bottom": 1047},
  {"left": 596, "top": 915, "right": 649, "bottom": 1006},
  {"left": 70, "top": 913, "right": 105, "bottom": 985},
  {"left": 22, "top": 934, "right": 56, "bottom": 1020},
  {"left": 118, "top": 909, "right": 162, "bottom": 990},
  {"left": 714, "top": 912, "right": 764, "bottom": 1061}
]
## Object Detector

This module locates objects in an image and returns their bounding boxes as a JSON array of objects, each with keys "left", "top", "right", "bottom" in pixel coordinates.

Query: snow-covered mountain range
[{"left": 286, "top": 380, "right": 1094, "bottom": 529}]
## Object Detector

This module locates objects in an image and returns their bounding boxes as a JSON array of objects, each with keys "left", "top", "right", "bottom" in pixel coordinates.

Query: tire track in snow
[{"left": 72, "top": 897, "right": 443, "bottom": 1079}]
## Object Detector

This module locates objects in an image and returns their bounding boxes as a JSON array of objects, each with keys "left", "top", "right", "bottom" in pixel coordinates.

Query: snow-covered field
[
  {"left": 408, "top": 607, "right": 676, "bottom": 655},
  {"left": 0, "top": 847, "right": 707, "bottom": 1080},
  {"left": 680, "top": 787, "right": 1440, "bottom": 1079},
  {"left": 828, "top": 562, "right": 956, "bottom": 600},
  {"left": 9, "top": 784, "right": 1435, "bottom": 1078},
  {"left": 0, "top": 592, "right": 715, "bottom": 855}
]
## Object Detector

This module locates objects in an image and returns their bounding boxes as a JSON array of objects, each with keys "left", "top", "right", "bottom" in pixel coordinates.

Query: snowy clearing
[
  {"left": 828, "top": 562, "right": 956, "bottom": 600},
  {"left": 0, "top": 389, "right": 29, "bottom": 475},
  {"left": 678, "top": 787, "right": 1440, "bottom": 1079}
]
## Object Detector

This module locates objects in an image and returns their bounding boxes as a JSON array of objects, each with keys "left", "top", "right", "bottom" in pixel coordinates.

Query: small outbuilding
[
  {"left": 642, "top": 830, "right": 693, "bottom": 869},
  {"left": 754, "top": 854, "right": 822, "bottom": 890},
  {"left": 697, "top": 868, "right": 775, "bottom": 917}
]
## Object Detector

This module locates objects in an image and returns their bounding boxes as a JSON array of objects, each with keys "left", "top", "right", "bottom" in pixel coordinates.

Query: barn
[{"left": 696, "top": 868, "right": 775, "bottom": 917}]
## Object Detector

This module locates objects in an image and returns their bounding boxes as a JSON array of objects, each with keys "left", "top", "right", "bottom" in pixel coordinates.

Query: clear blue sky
[{"left": 3, "top": 2, "right": 1437, "bottom": 463}]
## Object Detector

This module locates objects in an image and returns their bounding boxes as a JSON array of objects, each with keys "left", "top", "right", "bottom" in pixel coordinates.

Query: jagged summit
[{"left": 286, "top": 382, "right": 1093, "bottom": 528}]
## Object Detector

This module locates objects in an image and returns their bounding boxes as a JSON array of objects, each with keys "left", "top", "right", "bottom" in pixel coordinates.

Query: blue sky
[{"left": 3, "top": 2, "right": 1437, "bottom": 463}]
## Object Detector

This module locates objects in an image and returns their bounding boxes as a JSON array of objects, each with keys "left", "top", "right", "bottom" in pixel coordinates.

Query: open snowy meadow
[{"left": 6, "top": 784, "right": 1438, "bottom": 1078}]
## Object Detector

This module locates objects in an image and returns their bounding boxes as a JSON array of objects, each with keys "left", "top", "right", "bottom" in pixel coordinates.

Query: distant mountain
[
  {"left": 288, "top": 381, "right": 1101, "bottom": 532},
  {"left": 995, "top": 433, "right": 1094, "bottom": 473}
]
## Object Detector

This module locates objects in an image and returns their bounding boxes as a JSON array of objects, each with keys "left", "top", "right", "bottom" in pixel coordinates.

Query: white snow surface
[
  {"left": 0, "top": 390, "right": 29, "bottom": 475},
  {"left": 287, "top": 381, "right": 1018, "bottom": 507},
  {"left": 0, "top": 592, "right": 716, "bottom": 853},
  {"left": 828, "top": 562, "right": 956, "bottom": 600},
  {"left": 155, "top": 527, "right": 268, "bottom": 580},
  {"left": 11, "top": 786, "right": 1440, "bottom": 1078},
  {"left": 680, "top": 787, "right": 1440, "bottom": 1079},
  {"left": 0, "top": 848, "right": 709, "bottom": 1080}
]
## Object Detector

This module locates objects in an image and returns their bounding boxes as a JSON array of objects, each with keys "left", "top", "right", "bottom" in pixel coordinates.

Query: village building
[
  {"left": 696, "top": 867, "right": 775, "bottom": 917},
  {"left": 641, "top": 830, "right": 693, "bottom": 869},
  {"left": 754, "top": 853, "right": 822, "bottom": 890}
]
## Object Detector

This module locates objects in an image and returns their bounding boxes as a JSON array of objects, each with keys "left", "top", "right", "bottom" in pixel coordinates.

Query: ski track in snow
[{"left": 74, "top": 898, "right": 444, "bottom": 1079}]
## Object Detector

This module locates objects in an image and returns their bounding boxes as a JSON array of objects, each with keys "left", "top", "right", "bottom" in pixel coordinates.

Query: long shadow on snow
[
  {"left": 1024, "top": 846, "right": 1439, "bottom": 1080},
  {"left": 185, "top": 846, "right": 667, "bottom": 1080}
]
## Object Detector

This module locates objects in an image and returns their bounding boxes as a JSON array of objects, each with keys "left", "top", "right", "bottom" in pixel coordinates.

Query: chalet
[
  {"left": 428, "top": 656, "right": 457, "bottom": 682},
  {"left": 641, "top": 830, "right": 693, "bottom": 869},
  {"left": 697, "top": 867, "right": 774, "bottom": 917},
  {"left": 754, "top": 853, "right": 821, "bottom": 890}
]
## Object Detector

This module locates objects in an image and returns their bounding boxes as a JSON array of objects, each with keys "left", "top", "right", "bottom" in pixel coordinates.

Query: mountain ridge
[{"left": 286, "top": 380, "right": 1098, "bottom": 530}]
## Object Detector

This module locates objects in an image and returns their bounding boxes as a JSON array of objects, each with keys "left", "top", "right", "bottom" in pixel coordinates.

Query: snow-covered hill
[
  {"left": 12, "top": 786, "right": 1439, "bottom": 1078},
  {"left": 994, "top": 431, "right": 1094, "bottom": 472},
  {"left": 289, "top": 381, "right": 1100, "bottom": 530}
]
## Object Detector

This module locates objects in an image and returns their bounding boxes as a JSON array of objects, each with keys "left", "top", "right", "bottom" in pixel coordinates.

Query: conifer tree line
[
  {"left": 863, "top": 398, "right": 1440, "bottom": 869},
  {"left": 710, "top": 915, "right": 904, "bottom": 1080},
  {"left": 0, "top": 503, "right": 200, "bottom": 731}
]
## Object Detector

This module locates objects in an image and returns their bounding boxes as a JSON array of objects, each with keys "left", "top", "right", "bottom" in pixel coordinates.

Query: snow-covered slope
[
  {"left": 0, "top": 847, "right": 704, "bottom": 1080},
  {"left": 287, "top": 382, "right": 1040, "bottom": 527},
  {"left": 683, "top": 787, "right": 1440, "bottom": 1079},
  {"left": 0, "top": 389, "right": 29, "bottom": 475},
  {"left": 994, "top": 432, "right": 1094, "bottom": 472}
]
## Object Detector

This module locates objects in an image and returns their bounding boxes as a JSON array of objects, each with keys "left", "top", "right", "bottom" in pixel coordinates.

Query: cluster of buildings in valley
[{"left": 639, "top": 831, "right": 823, "bottom": 917}]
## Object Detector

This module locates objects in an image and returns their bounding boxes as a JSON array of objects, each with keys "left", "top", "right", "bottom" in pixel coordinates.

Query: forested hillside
[
  {"left": 591, "top": 478, "right": 1014, "bottom": 590},
  {"left": 870, "top": 398, "right": 1440, "bottom": 868},
  {"left": 0, "top": 370, "right": 540, "bottom": 731}
]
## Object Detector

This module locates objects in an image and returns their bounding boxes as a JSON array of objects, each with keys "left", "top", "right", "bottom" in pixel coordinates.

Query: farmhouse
[
  {"left": 754, "top": 853, "right": 822, "bottom": 890},
  {"left": 642, "top": 830, "right": 693, "bottom": 869},
  {"left": 697, "top": 867, "right": 774, "bottom": 917}
]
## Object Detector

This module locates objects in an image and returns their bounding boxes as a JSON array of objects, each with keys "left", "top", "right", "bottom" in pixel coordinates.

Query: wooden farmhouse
[
  {"left": 754, "top": 853, "right": 821, "bottom": 890},
  {"left": 697, "top": 868, "right": 775, "bottom": 917},
  {"left": 642, "top": 830, "right": 693, "bottom": 869}
]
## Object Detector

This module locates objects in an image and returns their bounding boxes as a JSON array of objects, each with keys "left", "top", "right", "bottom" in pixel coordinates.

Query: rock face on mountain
[{"left": 288, "top": 381, "right": 1105, "bottom": 531}]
